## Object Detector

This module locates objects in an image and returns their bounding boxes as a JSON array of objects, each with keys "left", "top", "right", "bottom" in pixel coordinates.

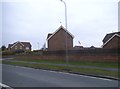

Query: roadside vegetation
[
  {"left": 2, "top": 57, "right": 119, "bottom": 79},
  {"left": 8, "top": 57, "right": 118, "bottom": 68},
  {"left": 2, "top": 50, "right": 119, "bottom": 79}
]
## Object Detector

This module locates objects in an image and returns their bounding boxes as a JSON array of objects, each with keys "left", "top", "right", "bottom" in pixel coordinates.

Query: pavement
[{"left": 2, "top": 64, "right": 119, "bottom": 87}]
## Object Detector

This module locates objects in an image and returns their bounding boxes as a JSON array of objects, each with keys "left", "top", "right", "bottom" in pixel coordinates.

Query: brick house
[
  {"left": 47, "top": 26, "right": 74, "bottom": 51},
  {"left": 8, "top": 41, "right": 32, "bottom": 52},
  {"left": 102, "top": 32, "right": 120, "bottom": 49}
]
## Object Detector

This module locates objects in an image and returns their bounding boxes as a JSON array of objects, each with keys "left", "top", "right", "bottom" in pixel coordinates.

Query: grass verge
[
  {"left": 10, "top": 58, "right": 118, "bottom": 68},
  {"left": 2, "top": 60, "right": 119, "bottom": 79}
]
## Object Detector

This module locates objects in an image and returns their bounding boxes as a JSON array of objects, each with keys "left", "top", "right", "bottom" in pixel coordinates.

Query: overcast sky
[{"left": 1, "top": 0, "right": 119, "bottom": 50}]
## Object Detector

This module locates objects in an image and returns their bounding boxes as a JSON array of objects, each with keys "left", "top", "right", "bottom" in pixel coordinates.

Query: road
[{"left": 2, "top": 64, "right": 118, "bottom": 87}]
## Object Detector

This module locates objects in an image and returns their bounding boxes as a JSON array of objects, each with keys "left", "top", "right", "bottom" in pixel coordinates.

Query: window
[
  {"left": 15, "top": 46, "right": 17, "bottom": 49},
  {"left": 20, "top": 46, "right": 22, "bottom": 49},
  {"left": 26, "top": 47, "right": 29, "bottom": 50}
]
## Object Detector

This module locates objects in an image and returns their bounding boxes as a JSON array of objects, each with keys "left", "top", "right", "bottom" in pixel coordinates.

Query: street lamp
[
  {"left": 60, "top": 0, "right": 69, "bottom": 66},
  {"left": 60, "top": 0, "right": 67, "bottom": 30}
]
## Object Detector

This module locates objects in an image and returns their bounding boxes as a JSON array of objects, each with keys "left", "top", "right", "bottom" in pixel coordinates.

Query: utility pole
[{"left": 60, "top": 0, "right": 69, "bottom": 66}]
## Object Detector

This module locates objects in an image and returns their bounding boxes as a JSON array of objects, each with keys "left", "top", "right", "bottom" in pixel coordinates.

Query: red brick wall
[
  {"left": 103, "top": 36, "right": 120, "bottom": 49},
  {"left": 10, "top": 43, "right": 24, "bottom": 51},
  {"left": 18, "top": 54, "right": 119, "bottom": 62},
  {"left": 48, "top": 28, "right": 73, "bottom": 51},
  {"left": 9, "top": 43, "right": 31, "bottom": 51}
]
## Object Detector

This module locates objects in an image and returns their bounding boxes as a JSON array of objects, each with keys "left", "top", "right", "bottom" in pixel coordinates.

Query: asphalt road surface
[{"left": 2, "top": 64, "right": 118, "bottom": 87}]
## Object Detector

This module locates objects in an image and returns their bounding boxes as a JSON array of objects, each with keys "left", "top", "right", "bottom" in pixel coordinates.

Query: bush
[{"left": 2, "top": 51, "right": 15, "bottom": 56}]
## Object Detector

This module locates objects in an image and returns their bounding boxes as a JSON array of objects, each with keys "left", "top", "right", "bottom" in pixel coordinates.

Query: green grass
[
  {"left": 10, "top": 58, "right": 118, "bottom": 68},
  {"left": 70, "top": 61, "right": 118, "bottom": 68},
  {"left": 2, "top": 60, "right": 119, "bottom": 78}
]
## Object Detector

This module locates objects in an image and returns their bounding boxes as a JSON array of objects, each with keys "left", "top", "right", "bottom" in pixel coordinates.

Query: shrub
[{"left": 2, "top": 51, "right": 15, "bottom": 56}]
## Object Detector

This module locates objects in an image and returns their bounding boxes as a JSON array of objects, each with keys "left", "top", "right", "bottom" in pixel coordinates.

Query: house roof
[
  {"left": 21, "top": 42, "right": 31, "bottom": 47},
  {"left": 103, "top": 32, "right": 120, "bottom": 43},
  {"left": 8, "top": 44, "right": 13, "bottom": 48},
  {"left": 47, "top": 33, "right": 52, "bottom": 39},
  {"left": 8, "top": 41, "right": 31, "bottom": 48},
  {"left": 102, "top": 33, "right": 120, "bottom": 47},
  {"left": 47, "top": 25, "right": 74, "bottom": 40}
]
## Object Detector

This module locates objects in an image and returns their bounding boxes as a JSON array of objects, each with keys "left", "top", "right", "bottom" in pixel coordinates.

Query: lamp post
[
  {"left": 60, "top": 0, "right": 69, "bottom": 66},
  {"left": 60, "top": 0, "right": 67, "bottom": 30}
]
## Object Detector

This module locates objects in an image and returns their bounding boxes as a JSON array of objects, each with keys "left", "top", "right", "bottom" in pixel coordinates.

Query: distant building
[
  {"left": 8, "top": 41, "right": 32, "bottom": 52},
  {"left": 102, "top": 32, "right": 120, "bottom": 49},
  {"left": 90, "top": 46, "right": 96, "bottom": 49},
  {"left": 73, "top": 46, "right": 84, "bottom": 50},
  {"left": 47, "top": 26, "right": 74, "bottom": 51}
]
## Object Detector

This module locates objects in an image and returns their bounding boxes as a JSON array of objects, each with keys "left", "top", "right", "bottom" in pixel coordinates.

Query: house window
[
  {"left": 15, "top": 46, "right": 17, "bottom": 49},
  {"left": 26, "top": 47, "right": 29, "bottom": 50},
  {"left": 20, "top": 46, "right": 22, "bottom": 49}
]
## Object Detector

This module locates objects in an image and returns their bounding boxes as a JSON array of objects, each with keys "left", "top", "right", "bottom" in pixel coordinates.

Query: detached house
[
  {"left": 8, "top": 41, "right": 32, "bottom": 52},
  {"left": 102, "top": 32, "right": 120, "bottom": 49},
  {"left": 47, "top": 26, "right": 74, "bottom": 51}
]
